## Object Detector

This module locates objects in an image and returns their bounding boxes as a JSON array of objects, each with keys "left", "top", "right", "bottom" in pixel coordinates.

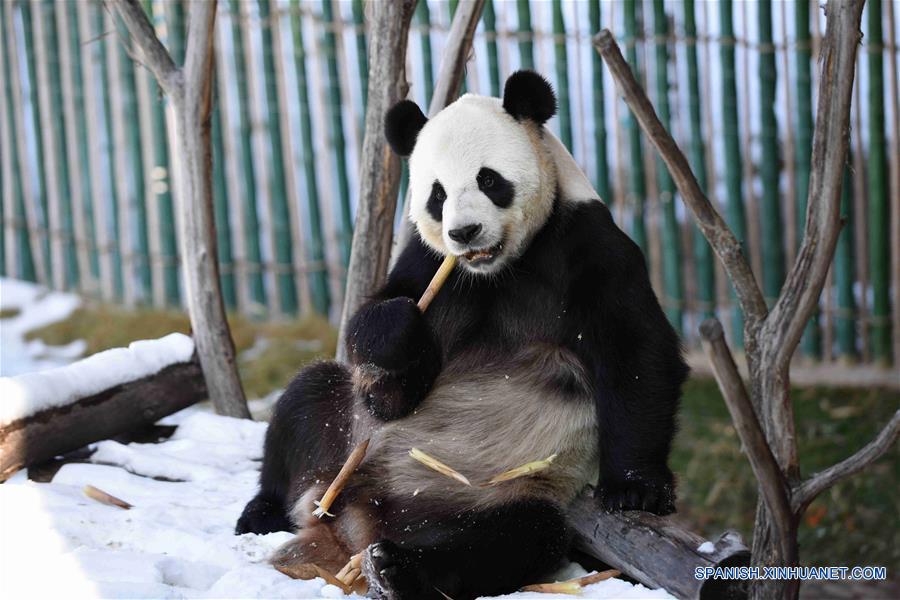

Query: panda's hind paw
[
  {"left": 363, "top": 540, "right": 432, "bottom": 600},
  {"left": 596, "top": 470, "right": 676, "bottom": 516}
]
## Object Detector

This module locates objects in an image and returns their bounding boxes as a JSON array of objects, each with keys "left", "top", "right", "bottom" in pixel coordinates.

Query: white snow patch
[
  {"left": 0, "top": 277, "right": 82, "bottom": 376},
  {"left": 0, "top": 409, "right": 673, "bottom": 599},
  {"left": 0, "top": 333, "right": 194, "bottom": 427},
  {"left": 697, "top": 541, "right": 716, "bottom": 554}
]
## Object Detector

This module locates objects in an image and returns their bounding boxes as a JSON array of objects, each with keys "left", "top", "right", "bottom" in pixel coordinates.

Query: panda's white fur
[{"left": 408, "top": 94, "right": 560, "bottom": 274}]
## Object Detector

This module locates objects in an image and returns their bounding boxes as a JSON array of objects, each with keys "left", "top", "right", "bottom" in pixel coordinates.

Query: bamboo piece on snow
[
  {"left": 315, "top": 254, "right": 457, "bottom": 517},
  {"left": 83, "top": 485, "right": 133, "bottom": 510},
  {"left": 521, "top": 568, "right": 621, "bottom": 594}
]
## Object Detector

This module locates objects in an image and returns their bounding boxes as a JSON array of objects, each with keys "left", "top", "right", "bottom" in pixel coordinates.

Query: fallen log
[
  {"left": 0, "top": 359, "right": 206, "bottom": 481},
  {"left": 568, "top": 491, "right": 750, "bottom": 600}
]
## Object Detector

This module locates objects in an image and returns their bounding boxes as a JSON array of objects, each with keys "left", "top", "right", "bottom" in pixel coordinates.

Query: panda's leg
[
  {"left": 235, "top": 360, "right": 353, "bottom": 535},
  {"left": 363, "top": 500, "right": 571, "bottom": 600}
]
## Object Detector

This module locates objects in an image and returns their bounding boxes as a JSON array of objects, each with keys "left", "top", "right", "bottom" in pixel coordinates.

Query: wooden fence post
[
  {"left": 588, "top": 0, "right": 610, "bottom": 204},
  {"left": 482, "top": 0, "right": 500, "bottom": 98},
  {"left": 415, "top": 0, "right": 435, "bottom": 106},
  {"left": 516, "top": 0, "right": 534, "bottom": 71},
  {"left": 112, "top": 0, "right": 250, "bottom": 419},
  {"left": 623, "top": 0, "right": 647, "bottom": 256}
]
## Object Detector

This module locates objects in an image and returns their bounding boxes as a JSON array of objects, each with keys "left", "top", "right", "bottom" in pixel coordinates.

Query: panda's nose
[{"left": 448, "top": 223, "right": 482, "bottom": 244}]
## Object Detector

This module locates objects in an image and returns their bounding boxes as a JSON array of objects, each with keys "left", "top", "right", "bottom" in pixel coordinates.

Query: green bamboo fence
[
  {"left": 516, "top": 0, "right": 534, "bottom": 71},
  {"left": 552, "top": 0, "right": 572, "bottom": 151},
  {"left": 259, "top": 0, "right": 298, "bottom": 315},
  {"left": 757, "top": 0, "right": 784, "bottom": 302},
  {"left": 229, "top": 0, "right": 266, "bottom": 309},
  {"left": 321, "top": 0, "right": 353, "bottom": 269},
  {"left": 683, "top": 0, "right": 714, "bottom": 322},
  {"left": 719, "top": 0, "right": 747, "bottom": 348},
  {"left": 588, "top": 0, "right": 610, "bottom": 204},
  {"left": 291, "top": 0, "right": 330, "bottom": 316},
  {"left": 794, "top": 0, "right": 820, "bottom": 357},
  {"left": 0, "top": 0, "right": 895, "bottom": 371},
  {"left": 867, "top": 0, "right": 891, "bottom": 363},
  {"left": 482, "top": 0, "right": 501, "bottom": 98},
  {"left": 652, "top": 0, "right": 683, "bottom": 332},
  {"left": 623, "top": 0, "right": 647, "bottom": 256}
]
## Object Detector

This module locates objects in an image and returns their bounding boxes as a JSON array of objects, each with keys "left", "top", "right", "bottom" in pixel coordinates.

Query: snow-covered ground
[
  {"left": 0, "top": 278, "right": 673, "bottom": 599},
  {"left": 0, "top": 277, "right": 84, "bottom": 376}
]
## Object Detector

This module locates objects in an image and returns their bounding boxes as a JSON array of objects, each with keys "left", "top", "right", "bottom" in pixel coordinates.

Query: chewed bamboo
[
  {"left": 417, "top": 254, "right": 457, "bottom": 312},
  {"left": 488, "top": 454, "right": 557, "bottom": 485},
  {"left": 83, "top": 485, "right": 133, "bottom": 510},
  {"left": 313, "top": 438, "right": 370, "bottom": 518},
  {"left": 409, "top": 447, "right": 472, "bottom": 487}
]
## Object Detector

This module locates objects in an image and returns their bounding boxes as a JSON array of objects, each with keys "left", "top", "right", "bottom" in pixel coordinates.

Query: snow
[
  {"left": 0, "top": 408, "right": 674, "bottom": 599},
  {"left": 0, "top": 277, "right": 83, "bottom": 376},
  {"left": 0, "top": 332, "right": 194, "bottom": 427},
  {"left": 697, "top": 541, "right": 716, "bottom": 554}
]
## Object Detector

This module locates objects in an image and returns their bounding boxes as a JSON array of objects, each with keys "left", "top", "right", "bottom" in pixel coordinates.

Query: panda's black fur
[{"left": 237, "top": 72, "right": 688, "bottom": 600}]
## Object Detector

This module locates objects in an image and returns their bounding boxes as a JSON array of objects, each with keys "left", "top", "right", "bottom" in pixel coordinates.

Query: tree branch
[
  {"left": 106, "top": 0, "right": 180, "bottom": 94},
  {"left": 593, "top": 30, "right": 767, "bottom": 331},
  {"left": 793, "top": 410, "right": 900, "bottom": 512},
  {"left": 699, "top": 318, "right": 795, "bottom": 565},
  {"left": 761, "top": 0, "right": 863, "bottom": 368}
]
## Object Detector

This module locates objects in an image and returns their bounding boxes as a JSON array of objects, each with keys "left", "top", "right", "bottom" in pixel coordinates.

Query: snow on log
[
  {"left": 0, "top": 334, "right": 206, "bottom": 481},
  {"left": 568, "top": 491, "right": 750, "bottom": 600}
]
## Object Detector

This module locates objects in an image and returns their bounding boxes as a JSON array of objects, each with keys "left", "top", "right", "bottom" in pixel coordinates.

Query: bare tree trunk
[
  {"left": 110, "top": 0, "right": 249, "bottom": 419},
  {"left": 335, "top": 0, "right": 417, "bottom": 363},
  {"left": 593, "top": 2, "right": 898, "bottom": 598}
]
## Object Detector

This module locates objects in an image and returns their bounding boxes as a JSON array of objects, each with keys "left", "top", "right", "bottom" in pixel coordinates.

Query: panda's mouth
[{"left": 462, "top": 241, "right": 504, "bottom": 265}]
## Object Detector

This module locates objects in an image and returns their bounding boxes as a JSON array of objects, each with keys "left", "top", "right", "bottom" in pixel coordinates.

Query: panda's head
[{"left": 385, "top": 71, "right": 559, "bottom": 274}]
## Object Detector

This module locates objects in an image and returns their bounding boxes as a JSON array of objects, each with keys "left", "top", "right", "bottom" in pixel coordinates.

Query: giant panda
[{"left": 236, "top": 71, "right": 688, "bottom": 600}]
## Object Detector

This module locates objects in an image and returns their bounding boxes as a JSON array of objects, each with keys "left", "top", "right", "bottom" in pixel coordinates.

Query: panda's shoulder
[{"left": 553, "top": 199, "right": 645, "bottom": 275}]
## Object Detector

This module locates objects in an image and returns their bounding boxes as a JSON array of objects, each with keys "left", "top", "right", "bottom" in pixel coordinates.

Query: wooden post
[
  {"left": 885, "top": 0, "right": 900, "bottom": 366},
  {"left": 335, "top": 0, "right": 417, "bottom": 363},
  {"left": 351, "top": 0, "right": 368, "bottom": 114},
  {"left": 835, "top": 163, "right": 857, "bottom": 359},
  {"left": 111, "top": 0, "right": 250, "bottom": 419}
]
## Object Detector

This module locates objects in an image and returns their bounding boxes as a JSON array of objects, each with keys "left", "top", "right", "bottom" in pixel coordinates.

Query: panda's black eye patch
[
  {"left": 477, "top": 168, "right": 514, "bottom": 208},
  {"left": 426, "top": 181, "right": 446, "bottom": 222}
]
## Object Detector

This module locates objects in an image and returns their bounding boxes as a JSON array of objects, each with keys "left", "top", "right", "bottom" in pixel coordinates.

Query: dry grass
[{"left": 24, "top": 302, "right": 337, "bottom": 399}]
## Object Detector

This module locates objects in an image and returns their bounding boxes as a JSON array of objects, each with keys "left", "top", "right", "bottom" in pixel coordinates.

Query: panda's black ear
[
  {"left": 502, "top": 70, "right": 557, "bottom": 125},
  {"left": 384, "top": 100, "right": 428, "bottom": 157}
]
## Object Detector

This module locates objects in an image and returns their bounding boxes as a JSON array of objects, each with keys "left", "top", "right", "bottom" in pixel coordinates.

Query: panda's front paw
[
  {"left": 347, "top": 298, "right": 433, "bottom": 371},
  {"left": 596, "top": 468, "right": 676, "bottom": 515},
  {"left": 362, "top": 540, "right": 431, "bottom": 600}
]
